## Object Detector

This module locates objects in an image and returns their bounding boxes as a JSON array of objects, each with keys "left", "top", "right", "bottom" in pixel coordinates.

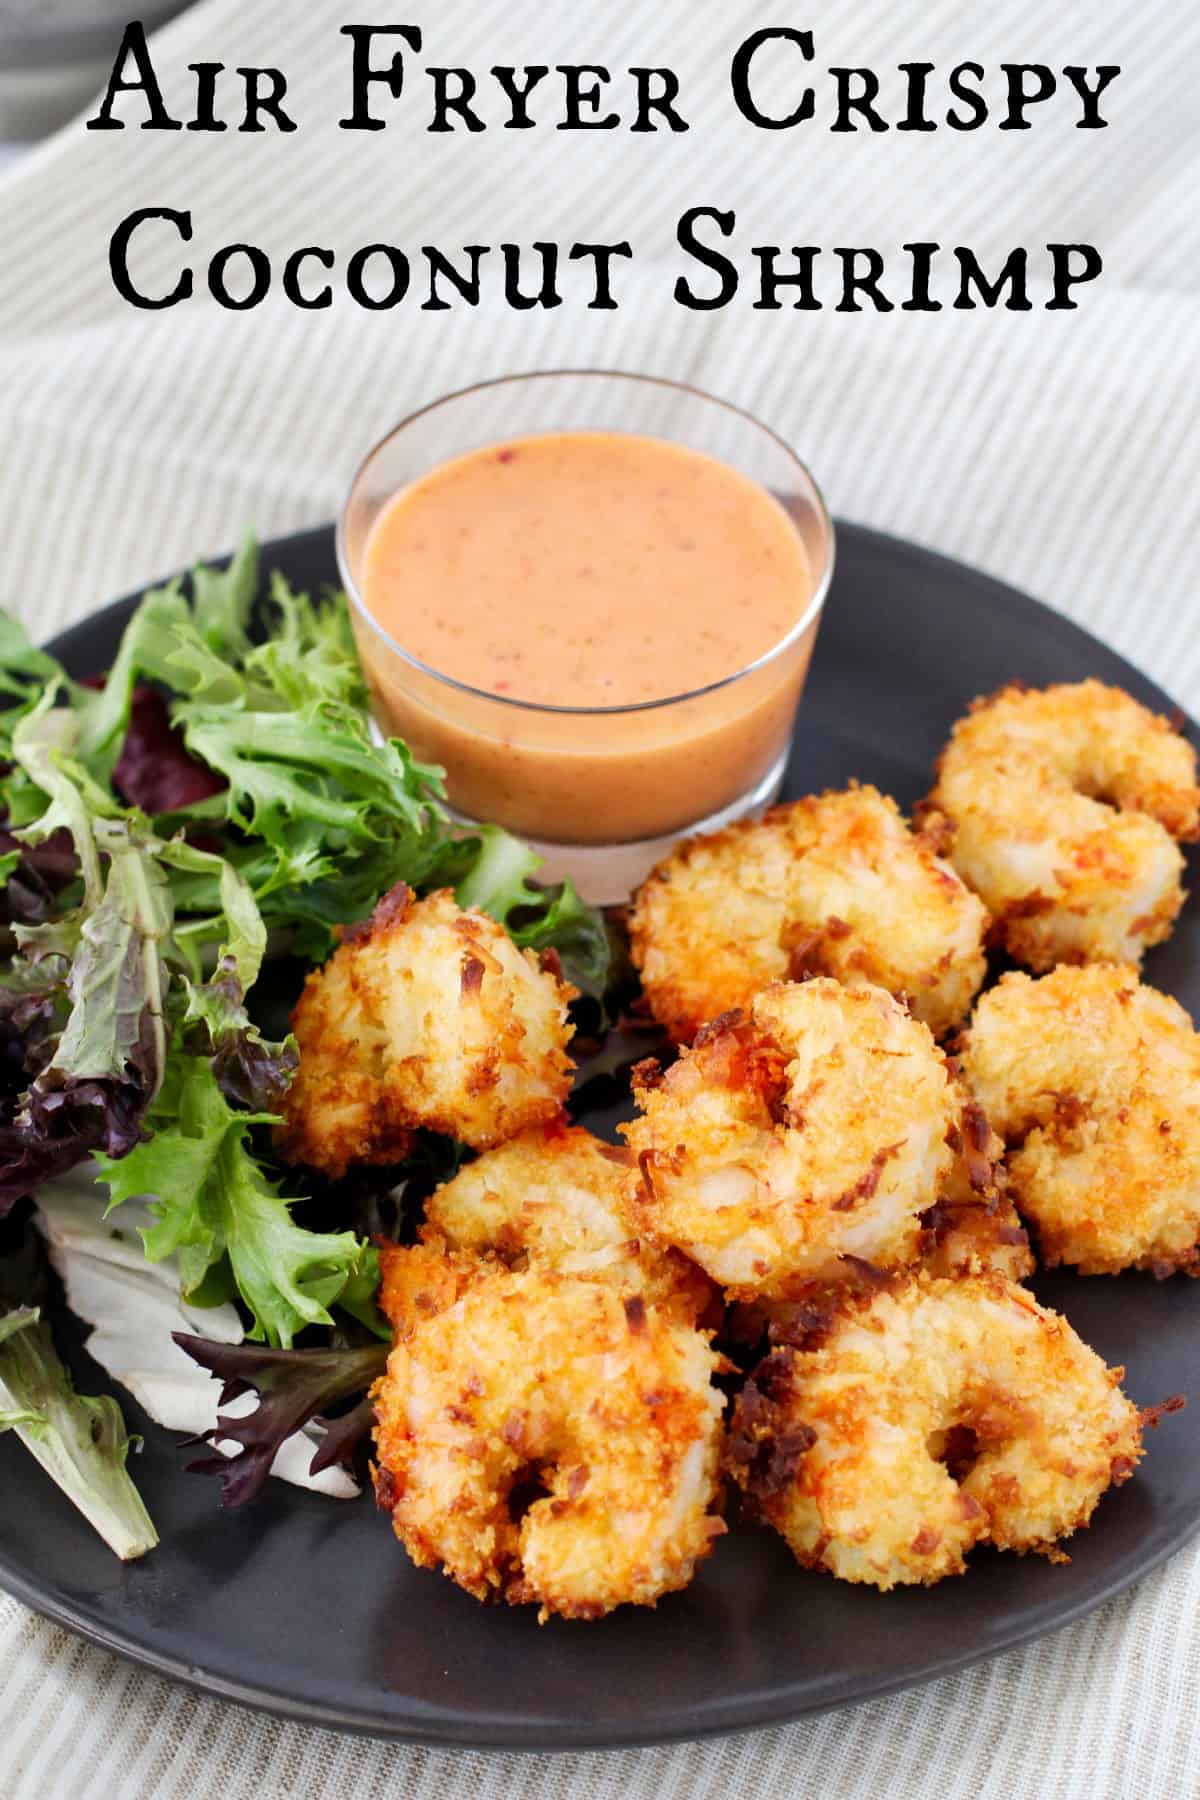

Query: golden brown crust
[
  {"left": 726, "top": 1272, "right": 1142, "bottom": 1588},
  {"left": 276, "top": 885, "right": 576, "bottom": 1176},
  {"left": 620, "top": 979, "right": 975, "bottom": 1298},
  {"left": 960, "top": 963, "right": 1200, "bottom": 1275},
  {"left": 629, "top": 784, "right": 988, "bottom": 1045},
  {"left": 926, "top": 680, "right": 1199, "bottom": 971},
  {"left": 372, "top": 1262, "right": 726, "bottom": 1618}
]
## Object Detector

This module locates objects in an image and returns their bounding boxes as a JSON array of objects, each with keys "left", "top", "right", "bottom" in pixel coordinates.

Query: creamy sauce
[
  {"left": 351, "top": 429, "right": 824, "bottom": 854},
  {"left": 362, "top": 432, "right": 812, "bottom": 707}
]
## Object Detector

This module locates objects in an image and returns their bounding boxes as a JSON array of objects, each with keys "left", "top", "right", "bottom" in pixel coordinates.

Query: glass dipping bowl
[{"left": 338, "top": 371, "right": 835, "bottom": 904}]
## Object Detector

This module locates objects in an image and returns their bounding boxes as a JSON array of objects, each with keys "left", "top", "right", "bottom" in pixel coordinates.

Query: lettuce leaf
[
  {"left": 98, "top": 1054, "right": 366, "bottom": 1349},
  {"left": 0, "top": 1259, "right": 157, "bottom": 1560},
  {"left": 173, "top": 1330, "right": 388, "bottom": 1507}
]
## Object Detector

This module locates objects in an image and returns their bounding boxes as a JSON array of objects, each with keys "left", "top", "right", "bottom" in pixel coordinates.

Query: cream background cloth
[{"left": 2, "top": 0, "right": 1199, "bottom": 1793}]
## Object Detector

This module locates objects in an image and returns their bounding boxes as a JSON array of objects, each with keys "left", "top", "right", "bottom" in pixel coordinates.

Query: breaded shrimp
[
  {"left": 629, "top": 784, "right": 988, "bottom": 1044},
  {"left": 278, "top": 884, "right": 575, "bottom": 1176},
  {"left": 960, "top": 964, "right": 1200, "bottom": 1276},
  {"left": 727, "top": 1272, "right": 1141, "bottom": 1589},
  {"left": 928, "top": 680, "right": 1199, "bottom": 970},
  {"left": 421, "top": 1122, "right": 713, "bottom": 1322},
  {"left": 621, "top": 979, "right": 968, "bottom": 1298},
  {"left": 372, "top": 1263, "right": 726, "bottom": 1618}
]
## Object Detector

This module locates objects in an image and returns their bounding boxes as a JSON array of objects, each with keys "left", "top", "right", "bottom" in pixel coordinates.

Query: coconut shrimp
[
  {"left": 928, "top": 680, "right": 1199, "bottom": 970},
  {"left": 277, "top": 884, "right": 575, "bottom": 1177},
  {"left": 621, "top": 979, "right": 972, "bottom": 1300},
  {"left": 727, "top": 1272, "right": 1141, "bottom": 1589},
  {"left": 629, "top": 784, "right": 988, "bottom": 1045},
  {"left": 960, "top": 964, "right": 1200, "bottom": 1276},
  {"left": 372, "top": 1262, "right": 727, "bottom": 1618},
  {"left": 421, "top": 1122, "right": 713, "bottom": 1323}
]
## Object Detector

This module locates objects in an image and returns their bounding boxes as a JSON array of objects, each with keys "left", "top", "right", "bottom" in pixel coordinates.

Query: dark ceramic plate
[{"left": 1, "top": 523, "right": 1198, "bottom": 1750}]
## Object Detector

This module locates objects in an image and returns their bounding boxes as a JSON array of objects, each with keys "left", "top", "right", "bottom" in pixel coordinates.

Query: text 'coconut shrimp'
[
  {"left": 422, "top": 1122, "right": 714, "bottom": 1323},
  {"left": 372, "top": 1260, "right": 726, "bottom": 1618},
  {"left": 927, "top": 680, "right": 1199, "bottom": 970},
  {"left": 621, "top": 979, "right": 982, "bottom": 1299},
  {"left": 277, "top": 884, "right": 575, "bottom": 1176},
  {"left": 629, "top": 784, "right": 989, "bottom": 1044},
  {"left": 727, "top": 1273, "right": 1142, "bottom": 1589},
  {"left": 960, "top": 963, "right": 1200, "bottom": 1276}
]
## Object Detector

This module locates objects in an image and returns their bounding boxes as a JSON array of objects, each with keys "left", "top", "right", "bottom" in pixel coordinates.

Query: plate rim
[{"left": 2, "top": 516, "right": 1197, "bottom": 1751}]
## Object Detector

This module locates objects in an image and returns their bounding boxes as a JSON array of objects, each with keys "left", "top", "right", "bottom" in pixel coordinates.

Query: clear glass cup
[{"left": 338, "top": 371, "right": 835, "bottom": 903}]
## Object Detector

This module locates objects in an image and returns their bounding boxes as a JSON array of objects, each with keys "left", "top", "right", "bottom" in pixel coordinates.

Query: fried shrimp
[
  {"left": 372, "top": 1263, "right": 726, "bottom": 1618},
  {"left": 422, "top": 1122, "right": 713, "bottom": 1322},
  {"left": 277, "top": 884, "right": 575, "bottom": 1176},
  {"left": 621, "top": 979, "right": 968, "bottom": 1299},
  {"left": 928, "top": 680, "right": 1199, "bottom": 970},
  {"left": 960, "top": 964, "right": 1200, "bottom": 1276},
  {"left": 629, "top": 784, "right": 988, "bottom": 1044},
  {"left": 727, "top": 1273, "right": 1141, "bottom": 1589}
]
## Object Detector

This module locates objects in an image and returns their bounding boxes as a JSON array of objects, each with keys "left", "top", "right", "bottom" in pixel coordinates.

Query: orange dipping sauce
[
  {"left": 347, "top": 426, "right": 829, "bottom": 879},
  {"left": 363, "top": 433, "right": 812, "bottom": 708}
]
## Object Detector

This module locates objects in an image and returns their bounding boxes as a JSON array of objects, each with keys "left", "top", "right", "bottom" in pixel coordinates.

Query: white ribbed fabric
[{"left": 2, "top": 1, "right": 1199, "bottom": 1794}]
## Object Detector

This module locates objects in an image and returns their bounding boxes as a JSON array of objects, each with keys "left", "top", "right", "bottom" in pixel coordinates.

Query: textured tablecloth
[{"left": 2, "top": 1, "right": 1199, "bottom": 1793}]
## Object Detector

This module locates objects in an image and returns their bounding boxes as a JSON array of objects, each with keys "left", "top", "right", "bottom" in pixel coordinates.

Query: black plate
[{"left": 2, "top": 522, "right": 1198, "bottom": 1750}]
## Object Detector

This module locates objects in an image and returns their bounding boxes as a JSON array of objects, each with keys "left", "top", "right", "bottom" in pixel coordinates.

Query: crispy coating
[
  {"left": 928, "top": 681, "right": 1199, "bottom": 970},
  {"left": 921, "top": 1191, "right": 1034, "bottom": 1283},
  {"left": 621, "top": 979, "right": 969, "bottom": 1299},
  {"left": 960, "top": 964, "right": 1200, "bottom": 1276},
  {"left": 372, "top": 1263, "right": 726, "bottom": 1618},
  {"left": 629, "top": 784, "right": 988, "bottom": 1044},
  {"left": 422, "top": 1122, "right": 713, "bottom": 1323},
  {"left": 727, "top": 1272, "right": 1141, "bottom": 1589},
  {"left": 277, "top": 885, "right": 576, "bottom": 1176}
]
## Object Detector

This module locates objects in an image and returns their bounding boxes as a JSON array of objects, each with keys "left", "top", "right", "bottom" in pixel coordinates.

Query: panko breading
[
  {"left": 928, "top": 680, "right": 1199, "bottom": 970},
  {"left": 960, "top": 964, "right": 1200, "bottom": 1276},
  {"left": 727, "top": 1273, "right": 1141, "bottom": 1589},
  {"left": 422, "top": 1122, "right": 713, "bottom": 1323},
  {"left": 372, "top": 1264, "right": 727, "bottom": 1618},
  {"left": 921, "top": 1191, "right": 1034, "bottom": 1283},
  {"left": 277, "top": 884, "right": 575, "bottom": 1176},
  {"left": 629, "top": 784, "right": 988, "bottom": 1044},
  {"left": 621, "top": 979, "right": 968, "bottom": 1299}
]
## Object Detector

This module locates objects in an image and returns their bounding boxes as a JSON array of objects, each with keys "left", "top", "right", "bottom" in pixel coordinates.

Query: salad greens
[
  {"left": 0, "top": 535, "right": 612, "bottom": 1534},
  {"left": 0, "top": 1244, "right": 157, "bottom": 1560}
]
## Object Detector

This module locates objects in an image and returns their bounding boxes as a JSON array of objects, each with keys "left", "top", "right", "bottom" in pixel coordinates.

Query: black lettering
[
  {"left": 429, "top": 68, "right": 486, "bottom": 132},
  {"left": 675, "top": 206, "right": 738, "bottom": 310},
  {"left": 187, "top": 63, "right": 226, "bottom": 132},
  {"left": 897, "top": 63, "right": 936, "bottom": 132},
  {"left": 1000, "top": 64, "right": 1056, "bottom": 130},
  {"left": 836, "top": 248, "right": 894, "bottom": 312},
  {"left": 630, "top": 67, "right": 689, "bottom": 132},
  {"left": 238, "top": 66, "right": 296, "bottom": 132},
  {"left": 558, "top": 65, "right": 619, "bottom": 129},
  {"left": 86, "top": 21, "right": 182, "bottom": 130},
  {"left": 502, "top": 243, "right": 562, "bottom": 309},
  {"left": 730, "top": 28, "right": 815, "bottom": 129},
  {"left": 340, "top": 24, "right": 423, "bottom": 130},
  {"left": 901, "top": 242, "right": 943, "bottom": 311},
  {"left": 108, "top": 207, "right": 192, "bottom": 307},
  {"left": 208, "top": 243, "right": 272, "bottom": 310},
  {"left": 491, "top": 64, "right": 549, "bottom": 128},
  {"left": 751, "top": 245, "right": 820, "bottom": 310},
  {"left": 946, "top": 63, "right": 987, "bottom": 130},
  {"left": 1046, "top": 244, "right": 1103, "bottom": 309},
  {"left": 568, "top": 241, "right": 633, "bottom": 308},
  {"left": 347, "top": 244, "right": 411, "bottom": 309},
  {"left": 282, "top": 246, "right": 335, "bottom": 310},
  {"left": 953, "top": 247, "right": 1032, "bottom": 310},
  {"left": 423, "top": 244, "right": 488, "bottom": 308},
  {"left": 830, "top": 69, "right": 889, "bottom": 133},
  {"left": 1062, "top": 66, "right": 1121, "bottom": 128}
]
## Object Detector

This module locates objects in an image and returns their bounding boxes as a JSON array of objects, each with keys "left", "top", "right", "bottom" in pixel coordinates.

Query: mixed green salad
[{"left": 0, "top": 539, "right": 611, "bottom": 1554}]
